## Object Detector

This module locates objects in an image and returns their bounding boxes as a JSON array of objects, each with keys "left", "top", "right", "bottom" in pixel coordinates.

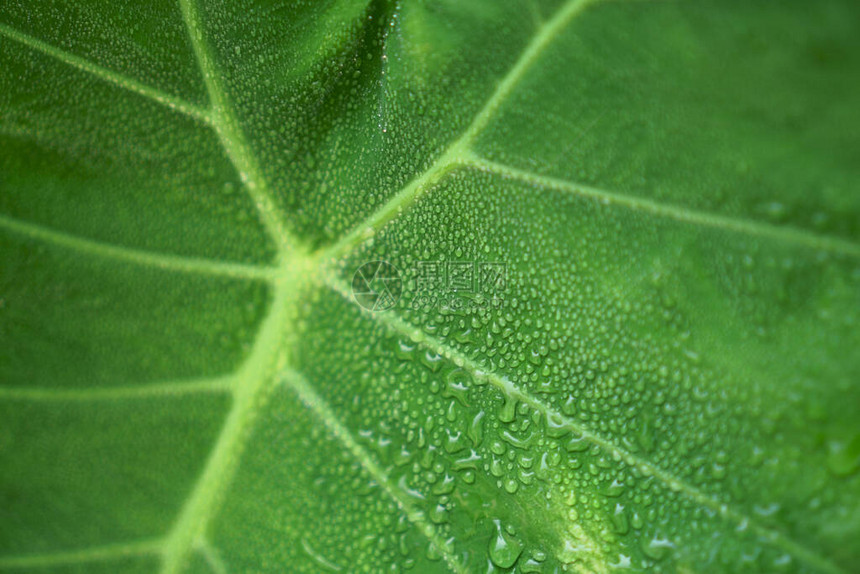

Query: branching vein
[
  {"left": 282, "top": 368, "right": 468, "bottom": 574},
  {"left": 321, "top": 0, "right": 602, "bottom": 262},
  {"left": 0, "top": 539, "right": 161, "bottom": 570},
  {"left": 0, "top": 23, "right": 210, "bottom": 124},
  {"left": 321, "top": 0, "right": 860, "bottom": 266},
  {"left": 453, "top": 0, "right": 599, "bottom": 149},
  {"left": 177, "top": 0, "right": 294, "bottom": 255},
  {"left": 0, "top": 375, "right": 234, "bottom": 403},
  {"left": 196, "top": 537, "right": 229, "bottom": 574},
  {"left": 469, "top": 156, "right": 860, "bottom": 258},
  {"left": 159, "top": 250, "right": 315, "bottom": 574},
  {"left": 3, "top": 0, "right": 852, "bottom": 572},
  {"left": 324, "top": 276, "right": 846, "bottom": 574},
  {"left": 0, "top": 213, "right": 277, "bottom": 281}
]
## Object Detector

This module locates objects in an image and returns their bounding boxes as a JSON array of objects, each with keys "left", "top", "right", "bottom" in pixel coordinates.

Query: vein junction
[{"left": 0, "top": 0, "right": 851, "bottom": 573}]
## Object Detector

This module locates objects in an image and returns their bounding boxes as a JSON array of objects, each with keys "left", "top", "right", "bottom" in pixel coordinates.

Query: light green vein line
[
  {"left": 0, "top": 538, "right": 161, "bottom": 570},
  {"left": 160, "top": 253, "right": 312, "bottom": 574},
  {"left": 300, "top": 538, "right": 343, "bottom": 572},
  {"left": 281, "top": 368, "right": 468, "bottom": 574},
  {"left": 177, "top": 0, "right": 294, "bottom": 255},
  {"left": 320, "top": 0, "right": 601, "bottom": 262},
  {"left": 320, "top": 150, "right": 468, "bottom": 262},
  {"left": 469, "top": 156, "right": 860, "bottom": 258},
  {"left": 454, "top": 0, "right": 599, "bottom": 149},
  {"left": 323, "top": 276, "right": 846, "bottom": 574},
  {"left": 195, "top": 538, "right": 229, "bottom": 574},
  {"left": 0, "top": 23, "right": 210, "bottom": 124},
  {"left": 0, "top": 376, "right": 234, "bottom": 402},
  {"left": 0, "top": 213, "right": 277, "bottom": 281}
]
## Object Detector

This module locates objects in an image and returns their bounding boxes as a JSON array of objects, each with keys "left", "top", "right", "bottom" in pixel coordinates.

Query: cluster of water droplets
[{"left": 306, "top": 164, "right": 860, "bottom": 572}]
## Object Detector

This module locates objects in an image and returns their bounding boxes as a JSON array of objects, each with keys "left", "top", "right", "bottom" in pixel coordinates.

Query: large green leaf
[{"left": 1, "top": 0, "right": 859, "bottom": 572}]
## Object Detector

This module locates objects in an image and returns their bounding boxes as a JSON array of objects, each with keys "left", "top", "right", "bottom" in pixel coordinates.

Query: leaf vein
[
  {"left": 321, "top": 0, "right": 601, "bottom": 262},
  {"left": 0, "top": 23, "right": 210, "bottom": 124},
  {"left": 177, "top": 0, "right": 294, "bottom": 255},
  {"left": 469, "top": 156, "right": 860, "bottom": 258},
  {"left": 0, "top": 375, "right": 234, "bottom": 403},
  {"left": 196, "top": 537, "right": 230, "bottom": 574},
  {"left": 0, "top": 213, "right": 278, "bottom": 280},
  {"left": 324, "top": 276, "right": 846, "bottom": 574},
  {"left": 282, "top": 368, "right": 469, "bottom": 574},
  {"left": 0, "top": 538, "right": 162, "bottom": 570},
  {"left": 159, "top": 258, "right": 311, "bottom": 573}
]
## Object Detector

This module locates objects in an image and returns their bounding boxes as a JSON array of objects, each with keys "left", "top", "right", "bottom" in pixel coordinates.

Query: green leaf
[{"left": 1, "top": 0, "right": 859, "bottom": 573}]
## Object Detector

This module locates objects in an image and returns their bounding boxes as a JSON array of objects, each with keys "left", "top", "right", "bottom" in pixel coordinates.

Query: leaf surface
[{"left": 1, "top": 1, "right": 859, "bottom": 573}]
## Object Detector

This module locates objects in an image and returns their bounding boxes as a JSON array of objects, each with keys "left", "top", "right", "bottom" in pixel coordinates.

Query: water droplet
[
  {"left": 611, "top": 503, "right": 629, "bottom": 534},
  {"left": 488, "top": 520, "right": 524, "bottom": 568},
  {"left": 468, "top": 411, "right": 485, "bottom": 447},
  {"left": 640, "top": 532, "right": 673, "bottom": 561},
  {"left": 826, "top": 434, "right": 860, "bottom": 477},
  {"left": 499, "top": 395, "right": 518, "bottom": 423}
]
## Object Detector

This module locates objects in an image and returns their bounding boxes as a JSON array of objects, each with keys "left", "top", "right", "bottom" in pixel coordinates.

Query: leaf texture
[{"left": 1, "top": 1, "right": 859, "bottom": 573}]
